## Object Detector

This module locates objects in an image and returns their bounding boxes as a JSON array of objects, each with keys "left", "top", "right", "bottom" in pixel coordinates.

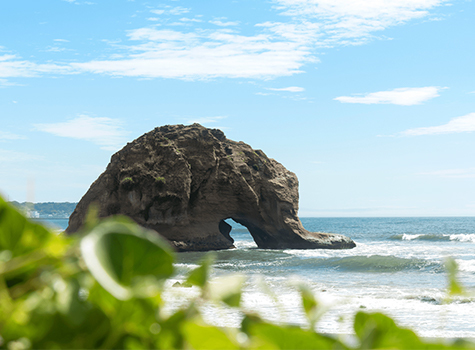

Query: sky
[{"left": 1, "top": 0, "right": 474, "bottom": 217}]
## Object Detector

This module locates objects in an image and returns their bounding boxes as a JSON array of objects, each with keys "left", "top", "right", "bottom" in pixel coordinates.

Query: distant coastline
[{"left": 9, "top": 201, "right": 77, "bottom": 219}]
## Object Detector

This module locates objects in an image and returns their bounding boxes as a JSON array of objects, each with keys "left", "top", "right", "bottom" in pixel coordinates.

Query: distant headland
[{"left": 10, "top": 201, "right": 77, "bottom": 219}]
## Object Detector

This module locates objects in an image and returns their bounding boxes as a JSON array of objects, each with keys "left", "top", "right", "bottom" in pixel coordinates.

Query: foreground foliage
[{"left": 0, "top": 196, "right": 474, "bottom": 349}]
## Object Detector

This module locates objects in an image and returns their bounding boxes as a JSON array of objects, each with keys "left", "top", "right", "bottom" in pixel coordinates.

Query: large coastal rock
[{"left": 67, "top": 124, "right": 356, "bottom": 251}]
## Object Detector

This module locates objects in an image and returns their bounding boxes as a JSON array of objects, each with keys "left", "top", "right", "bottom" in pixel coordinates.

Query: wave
[
  {"left": 390, "top": 233, "right": 475, "bottom": 243},
  {"left": 314, "top": 255, "right": 440, "bottom": 272},
  {"left": 269, "top": 254, "right": 441, "bottom": 273}
]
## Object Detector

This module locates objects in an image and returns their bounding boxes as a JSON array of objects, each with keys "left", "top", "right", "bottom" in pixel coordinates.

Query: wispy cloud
[
  {"left": 272, "top": 0, "right": 447, "bottom": 46},
  {"left": 60, "top": 0, "right": 94, "bottom": 5},
  {"left": 1, "top": 1, "right": 449, "bottom": 82},
  {"left": 267, "top": 86, "right": 305, "bottom": 92},
  {"left": 186, "top": 116, "right": 227, "bottom": 126},
  {"left": 0, "top": 78, "right": 22, "bottom": 87},
  {"left": 0, "top": 149, "right": 42, "bottom": 162},
  {"left": 69, "top": 0, "right": 446, "bottom": 80},
  {"left": 334, "top": 87, "right": 444, "bottom": 106},
  {"left": 417, "top": 168, "right": 475, "bottom": 178},
  {"left": 34, "top": 115, "right": 129, "bottom": 151},
  {"left": 0, "top": 131, "right": 26, "bottom": 141},
  {"left": 150, "top": 6, "right": 190, "bottom": 16},
  {"left": 400, "top": 113, "right": 475, "bottom": 136},
  {"left": 180, "top": 17, "right": 203, "bottom": 23},
  {"left": 0, "top": 54, "right": 72, "bottom": 78},
  {"left": 209, "top": 19, "right": 240, "bottom": 27},
  {"left": 71, "top": 27, "right": 310, "bottom": 79}
]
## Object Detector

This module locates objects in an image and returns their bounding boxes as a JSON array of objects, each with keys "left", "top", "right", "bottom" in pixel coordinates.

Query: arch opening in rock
[{"left": 219, "top": 218, "right": 257, "bottom": 249}]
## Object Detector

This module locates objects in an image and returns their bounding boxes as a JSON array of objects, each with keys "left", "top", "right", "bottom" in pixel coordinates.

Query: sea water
[{"left": 46, "top": 217, "right": 475, "bottom": 338}]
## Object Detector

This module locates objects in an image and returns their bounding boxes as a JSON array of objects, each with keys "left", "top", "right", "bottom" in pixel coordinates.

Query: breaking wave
[
  {"left": 390, "top": 233, "right": 475, "bottom": 243},
  {"left": 311, "top": 255, "right": 440, "bottom": 272}
]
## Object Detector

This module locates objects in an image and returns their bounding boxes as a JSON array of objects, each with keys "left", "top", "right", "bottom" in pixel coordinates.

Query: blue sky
[{"left": 1, "top": 0, "right": 474, "bottom": 216}]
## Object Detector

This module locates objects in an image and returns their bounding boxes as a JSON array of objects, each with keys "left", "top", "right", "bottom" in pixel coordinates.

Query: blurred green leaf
[
  {"left": 445, "top": 257, "right": 465, "bottom": 297},
  {"left": 183, "top": 322, "right": 240, "bottom": 350},
  {"left": 207, "top": 274, "right": 245, "bottom": 307},
  {"left": 353, "top": 311, "right": 446, "bottom": 349},
  {"left": 55, "top": 278, "right": 90, "bottom": 327},
  {"left": 0, "top": 198, "right": 51, "bottom": 258},
  {"left": 186, "top": 253, "right": 215, "bottom": 288},
  {"left": 80, "top": 216, "right": 174, "bottom": 300},
  {"left": 291, "top": 281, "right": 324, "bottom": 329},
  {"left": 242, "top": 314, "right": 346, "bottom": 350}
]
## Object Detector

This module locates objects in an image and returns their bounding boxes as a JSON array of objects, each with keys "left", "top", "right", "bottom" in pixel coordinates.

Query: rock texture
[{"left": 67, "top": 124, "right": 356, "bottom": 251}]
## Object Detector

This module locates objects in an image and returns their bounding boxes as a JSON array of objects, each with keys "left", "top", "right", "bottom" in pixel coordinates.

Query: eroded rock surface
[{"left": 67, "top": 124, "right": 356, "bottom": 251}]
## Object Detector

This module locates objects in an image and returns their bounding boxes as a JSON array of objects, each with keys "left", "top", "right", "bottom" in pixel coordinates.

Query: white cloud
[
  {"left": 0, "top": 131, "right": 26, "bottom": 141},
  {"left": 69, "top": 1, "right": 446, "bottom": 80},
  {"left": 401, "top": 113, "right": 475, "bottom": 136},
  {"left": 334, "top": 87, "right": 443, "bottom": 105},
  {"left": 418, "top": 168, "right": 475, "bottom": 178},
  {"left": 267, "top": 86, "right": 305, "bottom": 92},
  {"left": 0, "top": 54, "right": 71, "bottom": 78},
  {"left": 1, "top": 1, "right": 449, "bottom": 82},
  {"left": 273, "top": 0, "right": 447, "bottom": 45},
  {"left": 150, "top": 6, "right": 190, "bottom": 16},
  {"left": 209, "top": 20, "right": 240, "bottom": 27},
  {"left": 0, "top": 149, "right": 42, "bottom": 162},
  {"left": 180, "top": 17, "right": 202, "bottom": 23},
  {"left": 45, "top": 46, "right": 68, "bottom": 53},
  {"left": 71, "top": 28, "right": 310, "bottom": 79},
  {"left": 169, "top": 6, "right": 190, "bottom": 15},
  {"left": 60, "top": 0, "right": 94, "bottom": 4},
  {"left": 0, "top": 78, "right": 21, "bottom": 87},
  {"left": 186, "top": 116, "right": 227, "bottom": 125},
  {"left": 34, "top": 115, "right": 129, "bottom": 151}
]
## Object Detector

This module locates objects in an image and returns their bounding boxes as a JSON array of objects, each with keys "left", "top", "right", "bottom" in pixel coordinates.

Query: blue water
[
  {"left": 173, "top": 217, "right": 475, "bottom": 338},
  {"left": 42, "top": 216, "right": 475, "bottom": 338},
  {"left": 33, "top": 218, "right": 69, "bottom": 231}
]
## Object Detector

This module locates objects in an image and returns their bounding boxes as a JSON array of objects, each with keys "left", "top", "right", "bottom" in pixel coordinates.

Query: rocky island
[{"left": 67, "top": 124, "right": 356, "bottom": 251}]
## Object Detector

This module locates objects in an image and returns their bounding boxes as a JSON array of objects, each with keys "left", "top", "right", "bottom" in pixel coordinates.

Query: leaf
[
  {"left": 80, "top": 216, "right": 174, "bottom": 300},
  {"left": 186, "top": 253, "right": 215, "bottom": 288},
  {"left": 55, "top": 278, "right": 90, "bottom": 327},
  {"left": 354, "top": 311, "right": 428, "bottom": 349},
  {"left": 207, "top": 274, "right": 245, "bottom": 307},
  {"left": 183, "top": 322, "right": 240, "bottom": 350},
  {"left": 0, "top": 198, "right": 51, "bottom": 257},
  {"left": 242, "top": 315, "right": 346, "bottom": 350},
  {"left": 295, "top": 282, "right": 320, "bottom": 326},
  {"left": 445, "top": 257, "right": 465, "bottom": 297}
]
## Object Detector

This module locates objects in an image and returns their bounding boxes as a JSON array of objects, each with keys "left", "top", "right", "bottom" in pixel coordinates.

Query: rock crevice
[{"left": 67, "top": 124, "right": 356, "bottom": 251}]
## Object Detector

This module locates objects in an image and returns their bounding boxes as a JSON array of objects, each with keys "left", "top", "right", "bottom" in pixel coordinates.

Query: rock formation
[{"left": 67, "top": 124, "right": 356, "bottom": 251}]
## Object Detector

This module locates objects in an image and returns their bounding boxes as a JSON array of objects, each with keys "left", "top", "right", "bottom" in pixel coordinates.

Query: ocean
[{"left": 44, "top": 217, "right": 475, "bottom": 339}]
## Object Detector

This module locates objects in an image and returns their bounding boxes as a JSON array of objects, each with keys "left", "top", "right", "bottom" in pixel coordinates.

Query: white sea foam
[
  {"left": 234, "top": 240, "right": 258, "bottom": 249},
  {"left": 450, "top": 234, "right": 475, "bottom": 243},
  {"left": 402, "top": 233, "right": 423, "bottom": 240},
  {"left": 456, "top": 259, "right": 475, "bottom": 273}
]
